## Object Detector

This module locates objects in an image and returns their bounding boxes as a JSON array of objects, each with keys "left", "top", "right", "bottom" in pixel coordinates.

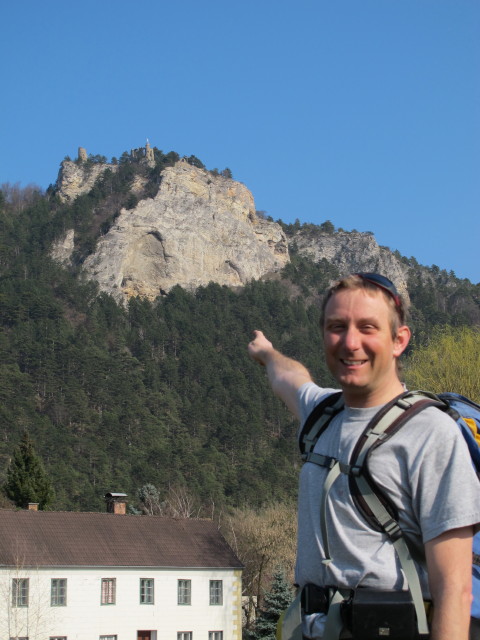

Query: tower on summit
[
  {"left": 130, "top": 141, "right": 155, "bottom": 167},
  {"left": 145, "top": 139, "right": 154, "bottom": 166}
]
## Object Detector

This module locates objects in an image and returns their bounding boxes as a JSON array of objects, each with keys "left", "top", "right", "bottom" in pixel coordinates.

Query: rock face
[
  {"left": 50, "top": 229, "right": 75, "bottom": 265},
  {"left": 52, "top": 152, "right": 415, "bottom": 304},
  {"left": 73, "top": 161, "right": 289, "bottom": 302},
  {"left": 291, "top": 228, "right": 410, "bottom": 302},
  {"left": 57, "top": 161, "right": 117, "bottom": 202}
]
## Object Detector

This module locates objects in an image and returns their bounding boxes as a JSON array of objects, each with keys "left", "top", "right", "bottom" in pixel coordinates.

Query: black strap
[
  {"left": 349, "top": 391, "right": 447, "bottom": 534},
  {"left": 299, "top": 391, "right": 343, "bottom": 456}
]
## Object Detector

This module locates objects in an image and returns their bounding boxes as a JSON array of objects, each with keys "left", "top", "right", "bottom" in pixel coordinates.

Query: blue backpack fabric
[{"left": 441, "top": 393, "right": 480, "bottom": 620}]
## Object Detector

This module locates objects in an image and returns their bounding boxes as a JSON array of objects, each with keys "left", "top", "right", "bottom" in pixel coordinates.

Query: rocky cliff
[
  {"left": 57, "top": 161, "right": 118, "bottom": 202},
  {"left": 52, "top": 150, "right": 447, "bottom": 305},
  {"left": 53, "top": 159, "right": 289, "bottom": 302},
  {"left": 290, "top": 227, "right": 411, "bottom": 302}
]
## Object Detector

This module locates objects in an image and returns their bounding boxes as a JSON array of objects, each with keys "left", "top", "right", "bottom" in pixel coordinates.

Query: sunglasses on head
[{"left": 354, "top": 272, "right": 402, "bottom": 309}]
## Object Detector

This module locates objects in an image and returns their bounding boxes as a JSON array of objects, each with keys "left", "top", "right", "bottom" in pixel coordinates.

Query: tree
[
  {"left": 0, "top": 182, "right": 43, "bottom": 213},
  {"left": 137, "top": 483, "right": 201, "bottom": 518},
  {"left": 252, "top": 568, "right": 294, "bottom": 640},
  {"left": 405, "top": 326, "right": 480, "bottom": 402},
  {"left": 137, "top": 483, "right": 162, "bottom": 515},
  {"left": 320, "top": 220, "right": 335, "bottom": 234},
  {"left": 221, "top": 502, "right": 297, "bottom": 627},
  {"left": 4, "top": 432, "right": 54, "bottom": 509},
  {"left": 186, "top": 155, "right": 205, "bottom": 169}
]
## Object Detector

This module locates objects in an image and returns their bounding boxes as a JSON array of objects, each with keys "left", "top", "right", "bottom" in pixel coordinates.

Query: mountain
[
  {"left": 49, "top": 146, "right": 479, "bottom": 327},
  {"left": 53, "top": 151, "right": 288, "bottom": 302},
  {"left": 0, "top": 145, "right": 478, "bottom": 513}
]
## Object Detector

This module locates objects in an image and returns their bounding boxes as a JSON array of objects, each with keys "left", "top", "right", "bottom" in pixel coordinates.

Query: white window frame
[
  {"left": 12, "top": 578, "right": 29, "bottom": 607},
  {"left": 140, "top": 578, "right": 154, "bottom": 604},
  {"left": 51, "top": 578, "right": 67, "bottom": 606},
  {"left": 177, "top": 579, "right": 191, "bottom": 605},
  {"left": 209, "top": 580, "right": 223, "bottom": 605},
  {"left": 101, "top": 577, "right": 116, "bottom": 605}
]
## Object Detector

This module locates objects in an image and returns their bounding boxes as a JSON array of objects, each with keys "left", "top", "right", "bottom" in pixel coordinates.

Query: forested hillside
[{"left": 1, "top": 157, "right": 479, "bottom": 513}]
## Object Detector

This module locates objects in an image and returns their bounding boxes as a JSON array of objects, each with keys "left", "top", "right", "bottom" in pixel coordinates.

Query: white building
[{"left": 0, "top": 497, "right": 243, "bottom": 640}]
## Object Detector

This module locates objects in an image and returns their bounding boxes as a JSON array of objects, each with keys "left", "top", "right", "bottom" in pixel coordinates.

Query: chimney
[
  {"left": 27, "top": 503, "right": 39, "bottom": 511},
  {"left": 105, "top": 492, "right": 128, "bottom": 515}
]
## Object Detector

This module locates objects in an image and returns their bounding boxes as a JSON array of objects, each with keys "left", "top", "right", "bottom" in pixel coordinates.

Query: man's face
[{"left": 323, "top": 288, "right": 409, "bottom": 407}]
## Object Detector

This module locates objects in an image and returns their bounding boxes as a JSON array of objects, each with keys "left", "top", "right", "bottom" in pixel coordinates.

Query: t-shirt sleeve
[
  {"left": 407, "top": 408, "right": 480, "bottom": 542},
  {"left": 297, "top": 382, "right": 339, "bottom": 426}
]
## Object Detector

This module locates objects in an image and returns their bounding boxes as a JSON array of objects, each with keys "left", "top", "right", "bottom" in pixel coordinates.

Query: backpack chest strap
[{"left": 303, "top": 452, "right": 338, "bottom": 469}]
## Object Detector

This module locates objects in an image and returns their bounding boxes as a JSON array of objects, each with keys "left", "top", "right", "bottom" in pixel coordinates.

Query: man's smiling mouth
[{"left": 341, "top": 359, "right": 368, "bottom": 366}]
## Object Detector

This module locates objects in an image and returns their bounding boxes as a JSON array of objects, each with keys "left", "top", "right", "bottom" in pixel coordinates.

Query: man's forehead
[
  {"left": 327, "top": 286, "right": 386, "bottom": 305},
  {"left": 324, "top": 287, "right": 392, "bottom": 316}
]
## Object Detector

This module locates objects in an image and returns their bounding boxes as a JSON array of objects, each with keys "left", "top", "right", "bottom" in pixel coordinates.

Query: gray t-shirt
[{"left": 296, "top": 382, "right": 480, "bottom": 638}]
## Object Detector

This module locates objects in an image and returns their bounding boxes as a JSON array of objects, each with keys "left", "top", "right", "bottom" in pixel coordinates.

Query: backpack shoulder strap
[
  {"left": 298, "top": 391, "right": 344, "bottom": 457},
  {"left": 346, "top": 390, "right": 446, "bottom": 638},
  {"left": 350, "top": 390, "right": 445, "bottom": 473},
  {"left": 348, "top": 390, "right": 446, "bottom": 530}
]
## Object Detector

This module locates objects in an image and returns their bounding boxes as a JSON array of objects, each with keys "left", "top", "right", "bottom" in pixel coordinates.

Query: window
[
  {"left": 12, "top": 578, "right": 29, "bottom": 607},
  {"left": 177, "top": 579, "right": 191, "bottom": 605},
  {"left": 101, "top": 578, "right": 116, "bottom": 605},
  {"left": 208, "top": 633, "right": 223, "bottom": 640},
  {"left": 177, "top": 634, "right": 192, "bottom": 640},
  {"left": 99, "top": 636, "right": 117, "bottom": 640},
  {"left": 51, "top": 579, "right": 67, "bottom": 606},
  {"left": 140, "top": 578, "right": 154, "bottom": 604},
  {"left": 209, "top": 580, "right": 223, "bottom": 605},
  {"left": 50, "top": 637, "right": 67, "bottom": 640}
]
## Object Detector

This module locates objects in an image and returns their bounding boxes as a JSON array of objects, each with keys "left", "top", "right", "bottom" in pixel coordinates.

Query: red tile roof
[{"left": 0, "top": 510, "right": 242, "bottom": 569}]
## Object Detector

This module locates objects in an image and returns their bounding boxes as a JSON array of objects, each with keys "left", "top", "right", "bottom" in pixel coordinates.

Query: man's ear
[{"left": 393, "top": 325, "right": 411, "bottom": 357}]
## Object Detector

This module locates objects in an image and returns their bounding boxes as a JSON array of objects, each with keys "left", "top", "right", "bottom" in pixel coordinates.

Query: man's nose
[{"left": 343, "top": 327, "right": 361, "bottom": 351}]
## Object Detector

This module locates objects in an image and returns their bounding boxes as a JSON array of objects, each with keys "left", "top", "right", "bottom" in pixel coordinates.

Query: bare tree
[
  {"left": 0, "top": 182, "right": 43, "bottom": 214},
  {"left": 220, "top": 501, "right": 297, "bottom": 627},
  {"left": 0, "top": 551, "right": 53, "bottom": 639},
  {"left": 137, "top": 483, "right": 202, "bottom": 518}
]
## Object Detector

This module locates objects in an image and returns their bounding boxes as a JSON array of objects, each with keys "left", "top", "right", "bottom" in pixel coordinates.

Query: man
[{"left": 248, "top": 273, "right": 480, "bottom": 640}]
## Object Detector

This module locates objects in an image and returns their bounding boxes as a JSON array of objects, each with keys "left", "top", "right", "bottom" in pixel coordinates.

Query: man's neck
[{"left": 343, "top": 380, "right": 405, "bottom": 408}]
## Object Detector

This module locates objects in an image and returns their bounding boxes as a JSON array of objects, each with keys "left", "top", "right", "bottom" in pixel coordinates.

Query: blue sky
[{"left": 1, "top": 1, "right": 479, "bottom": 282}]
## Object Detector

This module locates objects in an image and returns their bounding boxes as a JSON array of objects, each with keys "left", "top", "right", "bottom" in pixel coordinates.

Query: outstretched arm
[
  {"left": 248, "top": 330, "right": 312, "bottom": 419},
  {"left": 425, "top": 526, "right": 473, "bottom": 640}
]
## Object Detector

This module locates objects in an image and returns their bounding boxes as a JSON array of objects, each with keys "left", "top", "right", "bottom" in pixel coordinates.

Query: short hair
[{"left": 320, "top": 273, "right": 408, "bottom": 338}]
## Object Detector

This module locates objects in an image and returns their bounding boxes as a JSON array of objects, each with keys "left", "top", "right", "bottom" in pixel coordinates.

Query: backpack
[{"left": 299, "top": 389, "right": 480, "bottom": 629}]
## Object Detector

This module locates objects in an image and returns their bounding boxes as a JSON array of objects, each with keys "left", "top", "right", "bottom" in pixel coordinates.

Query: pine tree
[
  {"left": 4, "top": 431, "right": 54, "bottom": 509},
  {"left": 253, "top": 568, "right": 294, "bottom": 640}
]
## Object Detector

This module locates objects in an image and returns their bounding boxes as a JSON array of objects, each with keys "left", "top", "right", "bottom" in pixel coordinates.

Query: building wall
[{"left": 0, "top": 566, "right": 242, "bottom": 640}]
